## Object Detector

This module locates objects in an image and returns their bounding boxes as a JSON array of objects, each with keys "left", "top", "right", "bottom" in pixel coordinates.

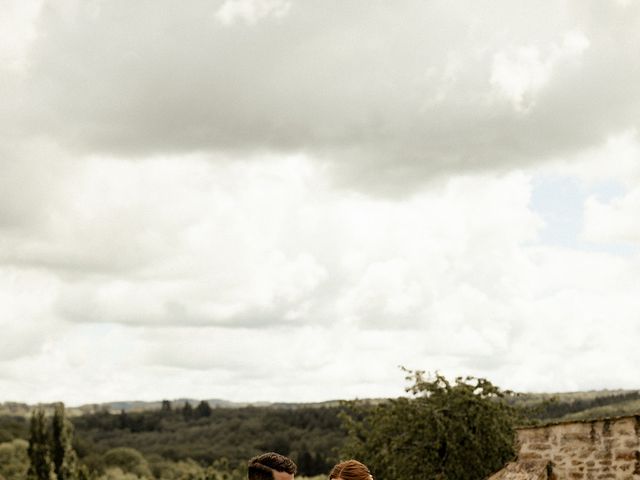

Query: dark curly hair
[{"left": 248, "top": 452, "right": 297, "bottom": 480}]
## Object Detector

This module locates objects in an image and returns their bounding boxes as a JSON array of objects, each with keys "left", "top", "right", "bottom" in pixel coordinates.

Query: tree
[
  {"left": 203, "top": 458, "right": 245, "bottom": 480},
  {"left": 160, "top": 401, "right": 172, "bottom": 414},
  {"left": 27, "top": 409, "right": 54, "bottom": 480},
  {"left": 97, "top": 468, "right": 141, "bottom": 480},
  {"left": 194, "top": 401, "right": 211, "bottom": 419},
  {"left": 50, "top": 404, "right": 78, "bottom": 480},
  {"left": 26, "top": 405, "right": 86, "bottom": 480},
  {"left": 0, "top": 439, "right": 30, "bottom": 480},
  {"left": 148, "top": 457, "right": 205, "bottom": 480},
  {"left": 341, "top": 370, "right": 519, "bottom": 480},
  {"left": 118, "top": 411, "right": 129, "bottom": 430},
  {"left": 181, "top": 402, "right": 193, "bottom": 421},
  {"left": 103, "top": 448, "right": 152, "bottom": 479}
]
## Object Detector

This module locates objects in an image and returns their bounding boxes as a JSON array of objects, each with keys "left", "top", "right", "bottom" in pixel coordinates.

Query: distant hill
[
  {"left": 0, "top": 399, "right": 242, "bottom": 417},
  {"left": 0, "top": 401, "right": 348, "bottom": 476},
  {"left": 514, "top": 388, "right": 636, "bottom": 404},
  {"left": 2, "top": 389, "right": 640, "bottom": 478},
  {"left": 511, "top": 389, "right": 640, "bottom": 424},
  {"left": 87, "top": 398, "right": 240, "bottom": 413},
  {"left": 2, "top": 389, "right": 639, "bottom": 421},
  {"left": 0, "top": 397, "right": 351, "bottom": 417}
]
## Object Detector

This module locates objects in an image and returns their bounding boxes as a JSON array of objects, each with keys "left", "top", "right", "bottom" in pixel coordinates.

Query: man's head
[{"left": 248, "top": 452, "right": 297, "bottom": 480}]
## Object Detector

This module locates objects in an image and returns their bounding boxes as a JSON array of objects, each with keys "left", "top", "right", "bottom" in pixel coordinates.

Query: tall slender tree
[
  {"left": 182, "top": 401, "right": 194, "bottom": 420},
  {"left": 27, "top": 408, "right": 54, "bottom": 480},
  {"left": 160, "top": 400, "right": 172, "bottom": 413},
  {"left": 50, "top": 404, "right": 78, "bottom": 480}
]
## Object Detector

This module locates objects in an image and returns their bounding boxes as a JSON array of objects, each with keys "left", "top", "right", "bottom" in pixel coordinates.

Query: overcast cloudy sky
[{"left": 1, "top": 0, "right": 640, "bottom": 406}]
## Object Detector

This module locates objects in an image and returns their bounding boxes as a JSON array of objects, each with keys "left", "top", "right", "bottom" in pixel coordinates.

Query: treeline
[
  {"left": 70, "top": 401, "right": 346, "bottom": 476},
  {"left": 2, "top": 385, "right": 640, "bottom": 480},
  {"left": 516, "top": 390, "right": 640, "bottom": 422},
  {"left": 0, "top": 402, "right": 344, "bottom": 480}
]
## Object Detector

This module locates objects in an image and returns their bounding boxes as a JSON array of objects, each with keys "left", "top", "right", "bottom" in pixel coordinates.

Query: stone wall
[{"left": 489, "top": 415, "right": 640, "bottom": 479}]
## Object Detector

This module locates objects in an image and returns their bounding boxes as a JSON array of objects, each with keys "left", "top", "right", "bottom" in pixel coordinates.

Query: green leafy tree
[
  {"left": 341, "top": 370, "right": 519, "bottom": 480},
  {"left": 26, "top": 406, "right": 88, "bottom": 480},
  {"left": 193, "top": 401, "right": 211, "bottom": 419},
  {"left": 160, "top": 401, "right": 172, "bottom": 414},
  {"left": 51, "top": 404, "right": 79, "bottom": 480},
  {"left": 102, "top": 448, "right": 152, "bottom": 479},
  {"left": 118, "top": 411, "right": 128, "bottom": 430},
  {"left": 97, "top": 468, "right": 141, "bottom": 480},
  {"left": 27, "top": 409, "right": 54, "bottom": 480},
  {"left": 0, "top": 438, "right": 30, "bottom": 480},
  {"left": 148, "top": 457, "right": 205, "bottom": 480},
  {"left": 181, "top": 402, "right": 193, "bottom": 421},
  {"left": 203, "top": 458, "right": 245, "bottom": 480}
]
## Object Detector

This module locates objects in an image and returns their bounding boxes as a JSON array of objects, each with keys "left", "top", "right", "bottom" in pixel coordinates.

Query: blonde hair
[{"left": 329, "top": 460, "right": 372, "bottom": 480}]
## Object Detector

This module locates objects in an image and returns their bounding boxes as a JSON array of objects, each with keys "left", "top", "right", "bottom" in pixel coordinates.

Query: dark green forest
[
  {"left": 0, "top": 402, "right": 348, "bottom": 480},
  {"left": 2, "top": 384, "right": 639, "bottom": 480},
  {"left": 72, "top": 402, "right": 346, "bottom": 475}
]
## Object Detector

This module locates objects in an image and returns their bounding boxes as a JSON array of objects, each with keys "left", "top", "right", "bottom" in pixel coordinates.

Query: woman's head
[{"left": 329, "top": 460, "right": 372, "bottom": 480}]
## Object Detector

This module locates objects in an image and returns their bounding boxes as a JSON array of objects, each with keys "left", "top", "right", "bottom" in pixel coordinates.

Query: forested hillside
[
  {"left": 73, "top": 402, "right": 346, "bottom": 475},
  {"left": 511, "top": 389, "right": 640, "bottom": 422},
  {"left": 0, "top": 402, "right": 349, "bottom": 479},
  {"left": 1, "top": 389, "right": 639, "bottom": 480}
]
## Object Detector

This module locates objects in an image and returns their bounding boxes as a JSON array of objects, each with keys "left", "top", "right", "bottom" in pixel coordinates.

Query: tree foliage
[
  {"left": 51, "top": 405, "right": 79, "bottom": 480},
  {"left": 69, "top": 404, "right": 344, "bottom": 476},
  {"left": 0, "top": 439, "right": 29, "bottom": 480},
  {"left": 25, "top": 406, "right": 87, "bottom": 480},
  {"left": 193, "top": 402, "right": 211, "bottom": 419},
  {"left": 27, "top": 409, "right": 54, "bottom": 480},
  {"left": 341, "top": 370, "right": 519, "bottom": 480},
  {"left": 103, "top": 448, "right": 152, "bottom": 479}
]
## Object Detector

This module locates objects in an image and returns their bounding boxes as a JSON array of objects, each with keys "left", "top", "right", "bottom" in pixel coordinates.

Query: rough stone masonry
[{"left": 488, "top": 415, "right": 640, "bottom": 479}]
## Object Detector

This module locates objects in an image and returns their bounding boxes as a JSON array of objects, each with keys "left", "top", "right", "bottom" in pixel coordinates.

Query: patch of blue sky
[{"left": 529, "top": 174, "right": 636, "bottom": 256}]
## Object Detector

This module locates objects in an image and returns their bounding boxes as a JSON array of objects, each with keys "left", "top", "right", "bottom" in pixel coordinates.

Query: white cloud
[
  {"left": 0, "top": 0, "right": 41, "bottom": 72},
  {"left": 0, "top": 154, "right": 545, "bottom": 401},
  {"left": 502, "top": 246, "right": 640, "bottom": 391},
  {"left": 2, "top": 1, "right": 635, "bottom": 192},
  {"left": 490, "top": 31, "right": 589, "bottom": 112},
  {"left": 529, "top": 129, "right": 640, "bottom": 248},
  {"left": 491, "top": 46, "right": 552, "bottom": 111},
  {"left": 3, "top": 147, "right": 639, "bottom": 402},
  {"left": 583, "top": 189, "right": 640, "bottom": 245},
  {"left": 545, "top": 129, "right": 640, "bottom": 186},
  {"left": 215, "top": 0, "right": 292, "bottom": 25},
  {"left": 1, "top": 0, "right": 640, "bottom": 404},
  {"left": 0, "top": 267, "right": 62, "bottom": 361},
  {"left": 11, "top": 157, "right": 529, "bottom": 332}
]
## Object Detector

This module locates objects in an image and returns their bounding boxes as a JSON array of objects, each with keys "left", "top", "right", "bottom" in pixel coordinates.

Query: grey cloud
[
  {"left": 144, "top": 343, "right": 252, "bottom": 372},
  {"left": 0, "top": 328, "right": 46, "bottom": 361},
  {"left": 0, "top": 317, "right": 59, "bottom": 362},
  {"left": 54, "top": 282, "right": 324, "bottom": 329},
  {"left": 140, "top": 325, "right": 339, "bottom": 380},
  {"left": 12, "top": 0, "right": 640, "bottom": 192},
  {"left": 142, "top": 335, "right": 289, "bottom": 374},
  {"left": 0, "top": 210, "right": 177, "bottom": 276},
  {"left": 0, "top": 142, "right": 66, "bottom": 231}
]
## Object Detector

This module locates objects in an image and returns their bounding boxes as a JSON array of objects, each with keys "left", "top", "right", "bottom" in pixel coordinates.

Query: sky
[{"left": 1, "top": 0, "right": 640, "bottom": 406}]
